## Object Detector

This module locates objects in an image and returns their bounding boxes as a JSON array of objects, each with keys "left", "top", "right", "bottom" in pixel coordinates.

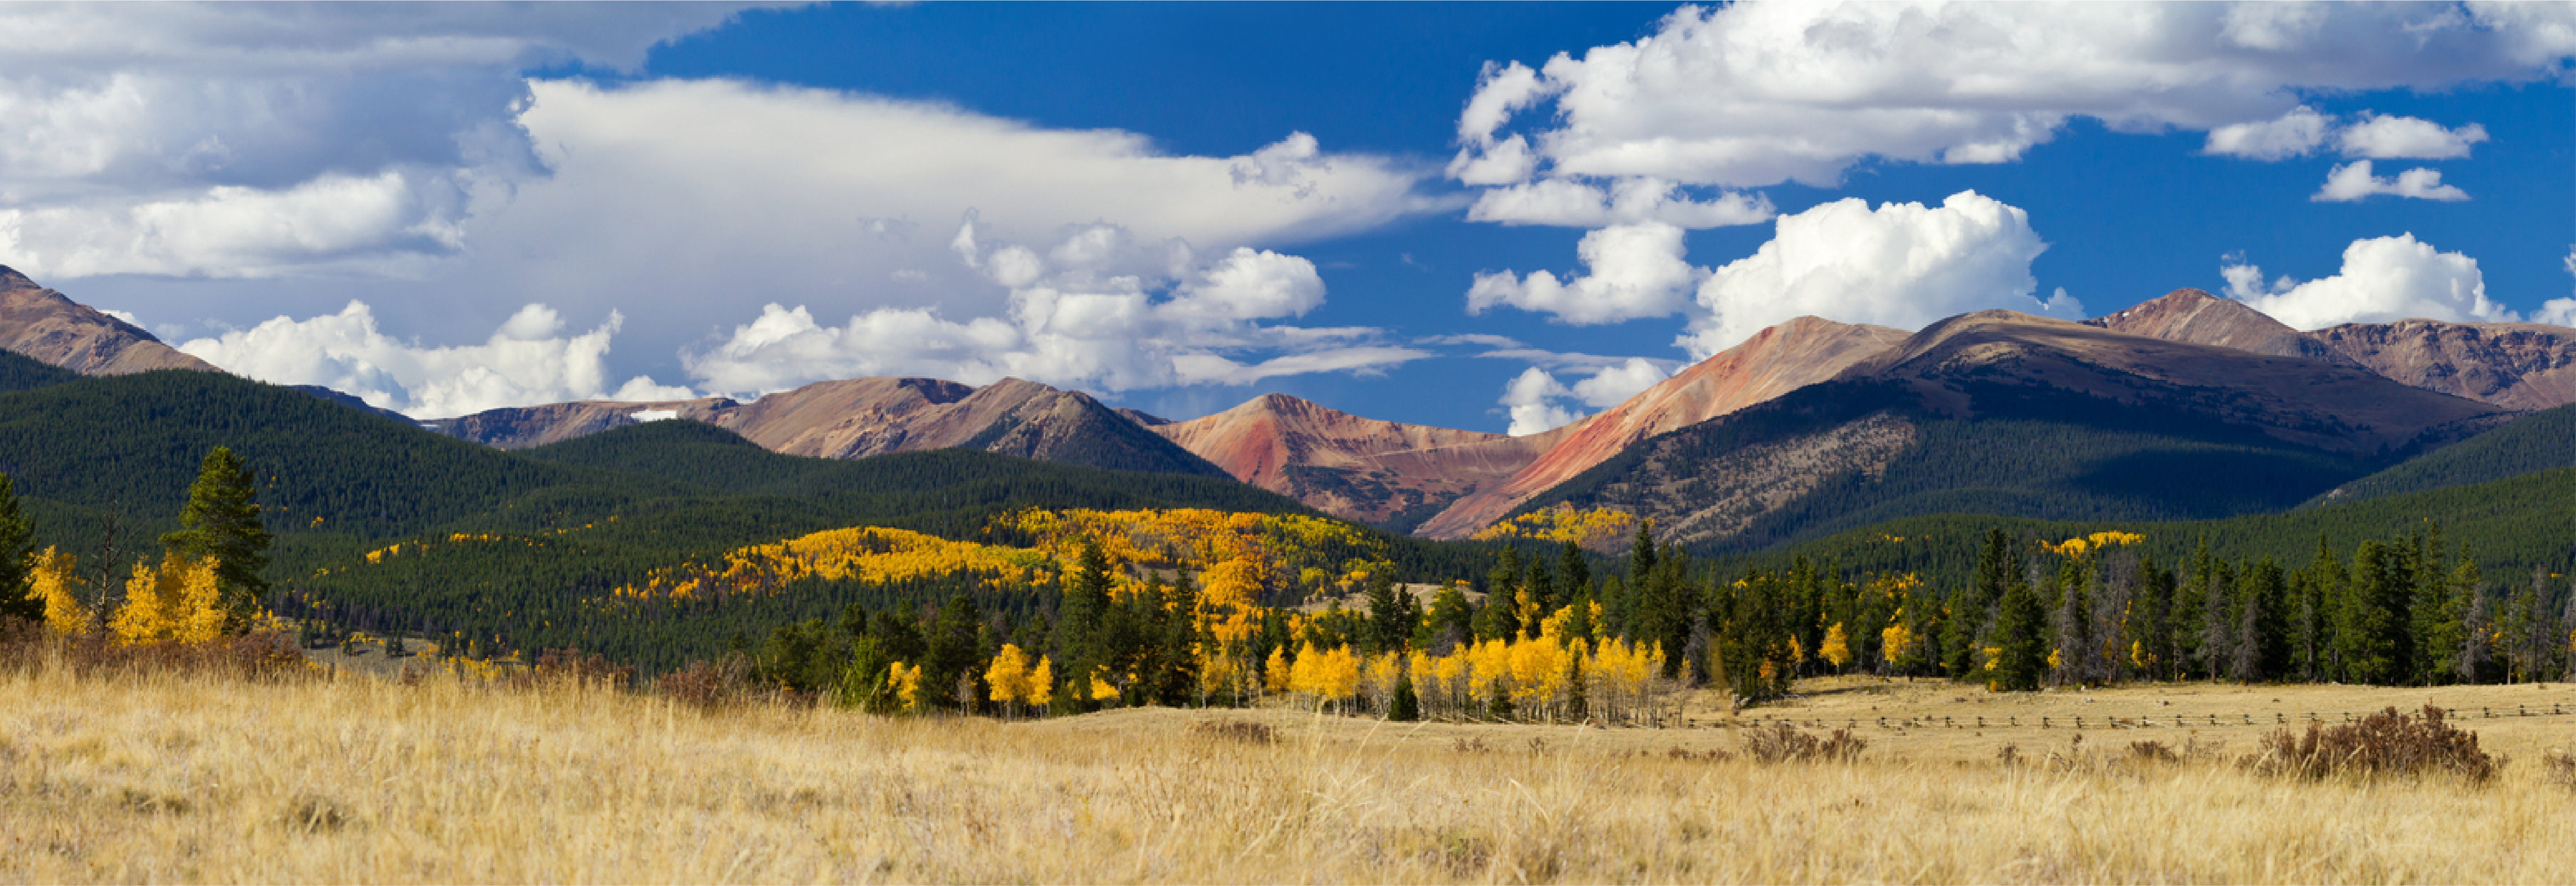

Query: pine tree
[
  {"left": 1558, "top": 540, "right": 1589, "bottom": 601},
  {"left": 1628, "top": 522, "right": 1656, "bottom": 588},
  {"left": 159, "top": 447, "right": 273, "bottom": 634},
  {"left": 1990, "top": 580, "right": 2049, "bottom": 692},
  {"left": 2342, "top": 541, "right": 2406, "bottom": 685},
  {"left": 0, "top": 474, "right": 34, "bottom": 623},
  {"left": 1387, "top": 668, "right": 1420, "bottom": 722},
  {"left": 1364, "top": 570, "right": 1404, "bottom": 653},
  {"left": 1056, "top": 539, "right": 1114, "bottom": 664}
]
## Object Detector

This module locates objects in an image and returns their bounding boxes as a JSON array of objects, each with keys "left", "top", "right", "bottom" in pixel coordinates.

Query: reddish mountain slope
[
  {"left": 2303, "top": 320, "right": 2576, "bottom": 411},
  {"left": 0, "top": 265, "right": 217, "bottom": 375},
  {"left": 1148, "top": 393, "right": 1548, "bottom": 527},
  {"left": 1414, "top": 316, "right": 1909, "bottom": 539}
]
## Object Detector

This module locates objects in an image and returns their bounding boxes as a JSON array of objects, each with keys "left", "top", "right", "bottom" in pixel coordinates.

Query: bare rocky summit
[
  {"left": 2087, "top": 287, "right": 2576, "bottom": 411},
  {"left": 2303, "top": 320, "right": 2576, "bottom": 411},
  {"left": 2084, "top": 288, "right": 2357, "bottom": 366},
  {"left": 0, "top": 265, "right": 217, "bottom": 375}
]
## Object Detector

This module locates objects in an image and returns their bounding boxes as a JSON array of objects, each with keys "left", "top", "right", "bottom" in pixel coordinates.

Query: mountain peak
[
  {"left": 0, "top": 266, "right": 220, "bottom": 375},
  {"left": 2084, "top": 287, "right": 2357, "bottom": 367},
  {"left": 1414, "top": 315, "right": 1908, "bottom": 539}
]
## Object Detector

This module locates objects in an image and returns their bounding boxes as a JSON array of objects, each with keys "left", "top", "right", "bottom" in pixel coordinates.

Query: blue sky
[{"left": 4, "top": 3, "right": 2571, "bottom": 432}]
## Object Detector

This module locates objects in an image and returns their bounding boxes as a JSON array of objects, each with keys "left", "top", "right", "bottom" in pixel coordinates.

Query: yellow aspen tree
[
  {"left": 169, "top": 556, "right": 225, "bottom": 645},
  {"left": 1364, "top": 652, "right": 1401, "bottom": 709},
  {"left": 1088, "top": 666, "right": 1120, "bottom": 702},
  {"left": 1288, "top": 641, "right": 1322, "bottom": 700},
  {"left": 984, "top": 644, "right": 1030, "bottom": 714},
  {"left": 1433, "top": 651, "right": 1466, "bottom": 720},
  {"left": 1264, "top": 645, "right": 1292, "bottom": 695},
  {"left": 1321, "top": 646, "right": 1362, "bottom": 708},
  {"left": 891, "top": 662, "right": 923, "bottom": 711},
  {"left": 1822, "top": 622, "right": 1852, "bottom": 673},
  {"left": 30, "top": 547, "right": 88, "bottom": 634},
  {"left": 109, "top": 559, "right": 173, "bottom": 645},
  {"left": 1881, "top": 621, "right": 1913, "bottom": 667},
  {"left": 1406, "top": 651, "right": 1437, "bottom": 719},
  {"left": 1028, "top": 656, "right": 1054, "bottom": 714}
]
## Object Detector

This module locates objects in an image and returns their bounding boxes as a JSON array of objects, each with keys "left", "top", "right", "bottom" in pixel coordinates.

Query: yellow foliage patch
[{"left": 1471, "top": 503, "right": 1637, "bottom": 551}]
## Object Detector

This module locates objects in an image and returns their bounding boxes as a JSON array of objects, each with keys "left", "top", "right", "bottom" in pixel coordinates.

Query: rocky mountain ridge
[
  {"left": 0, "top": 265, "right": 217, "bottom": 375},
  {"left": 431, "top": 375, "right": 1229, "bottom": 478}
]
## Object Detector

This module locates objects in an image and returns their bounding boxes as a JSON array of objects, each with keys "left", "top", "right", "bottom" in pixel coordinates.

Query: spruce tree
[
  {"left": 1364, "top": 570, "right": 1403, "bottom": 653},
  {"left": 0, "top": 474, "right": 35, "bottom": 623},
  {"left": 1387, "top": 669, "right": 1420, "bottom": 722},
  {"left": 1056, "top": 539, "right": 1114, "bottom": 666},
  {"left": 1558, "top": 541, "right": 1589, "bottom": 601},
  {"left": 1628, "top": 522, "right": 1656, "bottom": 588},
  {"left": 159, "top": 448, "right": 272, "bottom": 634},
  {"left": 1990, "top": 581, "right": 2049, "bottom": 692},
  {"left": 2342, "top": 541, "right": 2405, "bottom": 685}
]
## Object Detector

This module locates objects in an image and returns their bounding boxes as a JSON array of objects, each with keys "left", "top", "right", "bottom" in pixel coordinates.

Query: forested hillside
[
  {"left": 1712, "top": 467, "right": 2574, "bottom": 587},
  {"left": 2305, "top": 403, "right": 2576, "bottom": 507},
  {"left": 1513, "top": 378, "right": 2401, "bottom": 551}
]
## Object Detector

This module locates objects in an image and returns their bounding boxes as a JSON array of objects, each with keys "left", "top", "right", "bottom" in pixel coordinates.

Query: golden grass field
[{"left": 6, "top": 655, "right": 2574, "bottom": 884}]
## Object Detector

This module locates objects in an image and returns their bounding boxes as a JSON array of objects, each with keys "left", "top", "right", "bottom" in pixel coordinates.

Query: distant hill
[
  {"left": 2306, "top": 403, "right": 2576, "bottom": 507},
  {"left": 1510, "top": 311, "right": 2513, "bottom": 551},
  {"left": 0, "top": 265, "right": 218, "bottom": 375},
  {"left": 431, "top": 376, "right": 1232, "bottom": 479},
  {"left": 1714, "top": 466, "right": 2575, "bottom": 588},
  {"left": 1148, "top": 393, "right": 1544, "bottom": 531}
]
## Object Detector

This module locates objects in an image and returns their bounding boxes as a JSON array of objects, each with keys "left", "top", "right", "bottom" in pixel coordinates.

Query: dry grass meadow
[{"left": 6, "top": 654, "right": 2575, "bottom": 884}]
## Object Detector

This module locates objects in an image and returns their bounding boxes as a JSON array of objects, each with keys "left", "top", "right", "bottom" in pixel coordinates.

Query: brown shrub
[
  {"left": 2245, "top": 705, "right": 2494, "bottom": 783},
  {"left": 0, "top": 620, "right": 312, "bottom": 682},
  {"left": 2542, "top": 752, "right": 2576, "bottom": 792},
  {"left": 506, "top": 649, "right": 634, "bottom": 693},
  {"left": 1744, "top": 722, "right": 1867, "bottom": 764},
  {"left": 1189, "top": 720, "right": 1277, "bottom": 745},
  {"left": 2128, "top": 740, "right": 2180, "bottom": 764},
  {"left": 653, "top": 653, "right": 762, "bottom": 711}
]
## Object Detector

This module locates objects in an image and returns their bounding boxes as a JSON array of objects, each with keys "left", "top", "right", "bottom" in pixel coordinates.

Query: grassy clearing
[{"left": 5, "top": 658, "right": 2573, "bottom": 884}]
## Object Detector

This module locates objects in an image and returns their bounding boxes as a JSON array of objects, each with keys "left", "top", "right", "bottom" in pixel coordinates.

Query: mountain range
[{"left": 1, "top": 263, "right": 2568, "bottom": 546}]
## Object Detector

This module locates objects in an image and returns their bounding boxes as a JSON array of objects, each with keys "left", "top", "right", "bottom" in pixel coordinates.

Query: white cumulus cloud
[
  {"left": 1457, "top": 2, "right": 2574, "bottom": 189},
  {"left": 0, "top": 4, "right": 754, "bottom": 280},
  {"left": 2313, "top": 160, "right": 2470, "bottom": 202},
  {"left": 1467, "top": 222, "right": 1704, "bottom": 325},
  {"left": 2204, "top": 106, "right": 2335, "bottom": 160},
  {"left": 1492, "top": 356, "right": 1673, "bottom": 436},
  {"left": 682, "top": 221, "right": 1428, "bottom": 396},
  {"left": 1464, "top": 177, "right": 1773, "bottom": 229},
  {"left": 2204, "top": 108, "right": 2486, "bottom": 162},
  {"left": 176, "top": 301, "right": 692, "bottom": 419},
  {"left": 2222, "top": 234, "right": 2516, "bottom": 329},
  {"left": 1499, "top": 367, "right": 1582, "bottom": 436},
  {"left": 2336, "top": 112, "right": 2488, "bottom": 160},
  {"left": 1569, "top": 357, "right": 1671, "bottom": 408},
  {"left": 1681, "top": 191, "right": 2076, "bottom": 357}
]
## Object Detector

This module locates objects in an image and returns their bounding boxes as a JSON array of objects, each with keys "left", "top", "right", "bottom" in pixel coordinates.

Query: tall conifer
[{"left": 160, "top": 448, "right": 272, "bottom": 633}]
